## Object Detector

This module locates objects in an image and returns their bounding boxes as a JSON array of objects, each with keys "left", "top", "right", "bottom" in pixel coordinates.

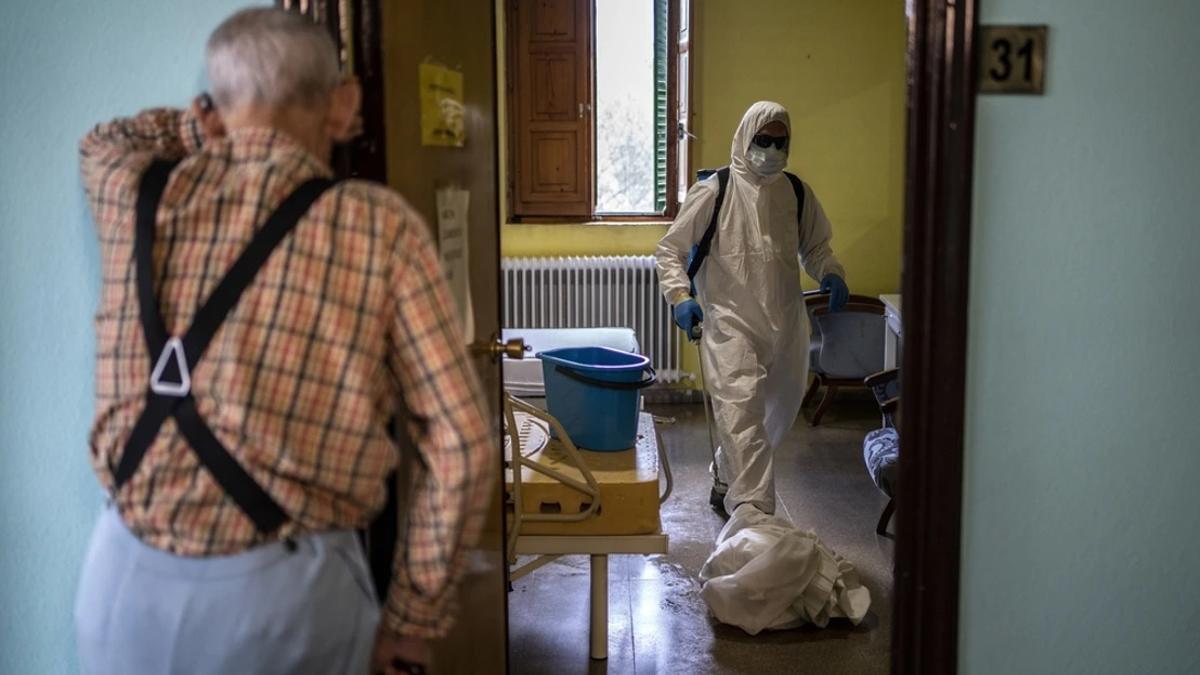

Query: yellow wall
[
  {"left": 500, "top": 223, "right": 666, "bottom": 257},
  {"left": 692, "top": 0, "right": 907, "bottom": 296},
  {"left": 500, "top": 0, "right": 907, "bottom": 298}
]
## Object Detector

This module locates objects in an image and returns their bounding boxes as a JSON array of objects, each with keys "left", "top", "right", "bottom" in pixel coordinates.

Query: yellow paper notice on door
[{"left": 419, "top": 63, "right": 465, "bottom": 147}]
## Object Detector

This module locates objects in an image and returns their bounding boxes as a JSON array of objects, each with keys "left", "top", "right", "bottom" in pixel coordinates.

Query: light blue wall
[
  {"left": 962, "top": 1, "right": 1200, "bottom": 673},
  {"left": 0, "top": 2, "right": 252, "bottom": 672}
]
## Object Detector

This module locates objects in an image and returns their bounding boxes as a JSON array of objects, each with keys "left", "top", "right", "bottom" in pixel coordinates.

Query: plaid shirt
[{"left": 80, "top": 108, "right": 495, "bottom": 639}]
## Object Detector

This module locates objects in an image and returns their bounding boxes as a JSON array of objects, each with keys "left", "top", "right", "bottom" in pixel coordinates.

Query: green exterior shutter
[{"left": 653, "top": 0, "right": 669, "bottom": 214}]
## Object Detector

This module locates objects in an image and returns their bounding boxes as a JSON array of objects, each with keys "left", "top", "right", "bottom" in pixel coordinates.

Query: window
[{"left": 506, "top": 0, "right": 690, "bottom": 221}]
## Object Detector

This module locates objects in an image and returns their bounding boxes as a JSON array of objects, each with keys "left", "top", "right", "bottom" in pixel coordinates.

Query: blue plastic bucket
[{"left": 537, "top": 346, "right": 656, "bottom": 451}]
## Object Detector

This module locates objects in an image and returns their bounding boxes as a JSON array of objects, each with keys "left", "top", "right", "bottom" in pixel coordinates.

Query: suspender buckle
[{"left": 149, "top": 336, "right": 191, "bottom": 397}]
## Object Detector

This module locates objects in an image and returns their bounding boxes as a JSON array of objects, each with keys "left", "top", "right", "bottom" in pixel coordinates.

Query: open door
[
  {"left": 378, "top": 1, "right": 510, "bottom": 672},
  {"left": 285, "top": 0, "right": 511, "bottom": 672}
]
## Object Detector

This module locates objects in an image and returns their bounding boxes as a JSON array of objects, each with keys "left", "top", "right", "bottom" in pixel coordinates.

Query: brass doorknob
[{"left": 469, "top": 337, "right": 529, "bottom": 362}]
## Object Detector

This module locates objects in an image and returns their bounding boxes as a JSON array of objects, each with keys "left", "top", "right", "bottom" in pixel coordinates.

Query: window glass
[{"left": 595, "top": 0, "right": 656, "bottom": 214}]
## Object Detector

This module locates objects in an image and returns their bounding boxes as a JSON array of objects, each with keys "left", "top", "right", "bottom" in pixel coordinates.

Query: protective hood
[{"left": 729, "top": 101, "right": 790, "bottom": 184}]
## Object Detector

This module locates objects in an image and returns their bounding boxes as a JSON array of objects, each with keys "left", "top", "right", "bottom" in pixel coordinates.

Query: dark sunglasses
[{"left": 751, "top": 134, "right": 789, "bottom": 150}]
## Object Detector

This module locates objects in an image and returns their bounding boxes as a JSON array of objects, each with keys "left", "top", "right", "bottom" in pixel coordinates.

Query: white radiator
[{"left": 501, "top": 256, "right": 687, "bottom": 384}]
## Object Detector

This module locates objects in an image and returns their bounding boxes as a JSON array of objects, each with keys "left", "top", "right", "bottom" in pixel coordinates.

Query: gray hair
[{"left": 206, "top": 7, "right": 340, "bottom": 109}]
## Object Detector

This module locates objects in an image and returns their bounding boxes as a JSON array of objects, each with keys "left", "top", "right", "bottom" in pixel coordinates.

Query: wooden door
[
  {"left": 379, "top": 0, "right": 508, "bottom": 672},
  {"left": 508, "top": 0, "right": 593, "bottom": 218},
  {"left": 287, "top": 1, "right": 508, "bottom": 671}
]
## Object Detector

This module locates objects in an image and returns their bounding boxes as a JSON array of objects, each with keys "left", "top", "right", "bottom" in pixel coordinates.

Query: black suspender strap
[
  {"left": 134, "top": 160, "right": 176, "bottom": 358},
  {"left": 177, "top": 177, "right": 338, "bottom": 371},
  {"left": 114, "top": 159, "right": 337, "bottom": 535}
]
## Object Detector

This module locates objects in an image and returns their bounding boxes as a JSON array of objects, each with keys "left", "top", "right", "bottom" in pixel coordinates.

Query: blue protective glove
[
  {"left": 820, "top": 273, "right": 849, "bottom": 312},
  {"left": 673, "top": 298, "right": 704, "bottom": 338}
]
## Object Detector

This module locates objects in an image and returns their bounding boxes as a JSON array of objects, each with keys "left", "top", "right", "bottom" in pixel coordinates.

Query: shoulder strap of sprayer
[
  {"left": 684, "top": 168, "right": 806, "bottom": 295},
  {"left": 784, "top": 171, "right": 807, "bottom": 216},
  {"left": 684, "top": 168, "right": 729, "bottom": 287}
]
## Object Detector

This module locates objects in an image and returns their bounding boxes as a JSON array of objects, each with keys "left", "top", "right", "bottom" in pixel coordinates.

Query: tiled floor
[{"left": 508, "top": 392, "right": 893, "bottom": 674}]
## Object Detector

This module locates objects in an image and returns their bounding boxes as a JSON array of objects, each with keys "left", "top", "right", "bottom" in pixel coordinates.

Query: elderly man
[
  {"left": 656, "top": 101, "right": 848, "bottom": 518},
  {"left": 73, "top": 8, "right": 493, "bottom": 675}
]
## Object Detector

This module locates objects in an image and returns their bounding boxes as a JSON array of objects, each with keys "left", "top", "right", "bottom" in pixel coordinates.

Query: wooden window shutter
[{"left": 508, "top": 0, "right": 593, "bottom": 218}]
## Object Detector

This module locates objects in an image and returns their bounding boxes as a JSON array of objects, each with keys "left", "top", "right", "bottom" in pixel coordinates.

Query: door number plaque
[{"left": 979, "top": 25, "right": 1047, "bottom": 94}]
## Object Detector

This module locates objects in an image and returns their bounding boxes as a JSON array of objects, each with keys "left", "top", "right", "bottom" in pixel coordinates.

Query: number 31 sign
[{"left": 979, "top": 25, "right": 1047, "bottom": 94}]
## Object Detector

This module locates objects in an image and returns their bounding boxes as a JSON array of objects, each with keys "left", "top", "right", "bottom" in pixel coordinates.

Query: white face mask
[{"left": 746, "top": 146, "right": 788, "bottom": 176}]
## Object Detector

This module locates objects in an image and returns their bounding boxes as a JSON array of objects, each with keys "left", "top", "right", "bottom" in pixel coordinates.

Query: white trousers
[{"left": 705, "top": 325, "right": 808, "bottom": 515}]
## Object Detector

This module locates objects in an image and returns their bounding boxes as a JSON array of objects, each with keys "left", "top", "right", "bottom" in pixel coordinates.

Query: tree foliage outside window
[{"left": 596, "top": 102, "right": 656, "bottom": 213}]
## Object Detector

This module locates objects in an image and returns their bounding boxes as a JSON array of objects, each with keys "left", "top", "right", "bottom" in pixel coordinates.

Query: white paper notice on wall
[{"left": 435, "top": 185, "right": 474, "bottom": 342}]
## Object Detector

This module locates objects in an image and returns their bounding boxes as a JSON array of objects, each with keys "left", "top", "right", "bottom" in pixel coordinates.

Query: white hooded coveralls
[{"left": 656, "top": 101, "right": 844, "bottom": 515}]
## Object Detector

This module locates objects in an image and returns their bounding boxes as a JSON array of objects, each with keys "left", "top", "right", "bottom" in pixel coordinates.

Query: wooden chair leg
[
  {"left": 876, "top": 498, "right": 895, "bottom": 536},
  {"left": 810, "top": 383, "right": 838, "bottom": 426},
  {"left": 801, "top": 374, "right": 821, "bottom": 408}
]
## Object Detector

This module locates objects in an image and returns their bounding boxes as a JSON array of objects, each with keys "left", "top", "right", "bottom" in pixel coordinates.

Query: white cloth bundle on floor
[{"left": 699, "top": 504, "right": 871, "bottom": 635}]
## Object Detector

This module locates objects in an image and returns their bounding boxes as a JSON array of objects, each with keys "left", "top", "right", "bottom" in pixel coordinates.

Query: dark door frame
[
  {"left": 281, "top": 0, "right": 389, "bottom": 183},
  {"left": 894, "top": 0, "right": 978, "bottom": 673},
  {"left": 297, "top": 0, "right": 980, "bottom": 673}
]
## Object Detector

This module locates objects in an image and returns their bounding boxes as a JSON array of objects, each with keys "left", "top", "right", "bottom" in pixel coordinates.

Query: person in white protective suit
[{"left": 655, "top": 101, "right": 849, "bottom": 517}]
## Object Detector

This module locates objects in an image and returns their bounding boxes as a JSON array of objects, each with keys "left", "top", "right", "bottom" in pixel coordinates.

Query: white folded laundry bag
[
  {"left": 500, "top": 327, "right": 640, "bottom": 398},
  {"left": 700, "top": 504, "right": 872, "bottom": 635}
]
